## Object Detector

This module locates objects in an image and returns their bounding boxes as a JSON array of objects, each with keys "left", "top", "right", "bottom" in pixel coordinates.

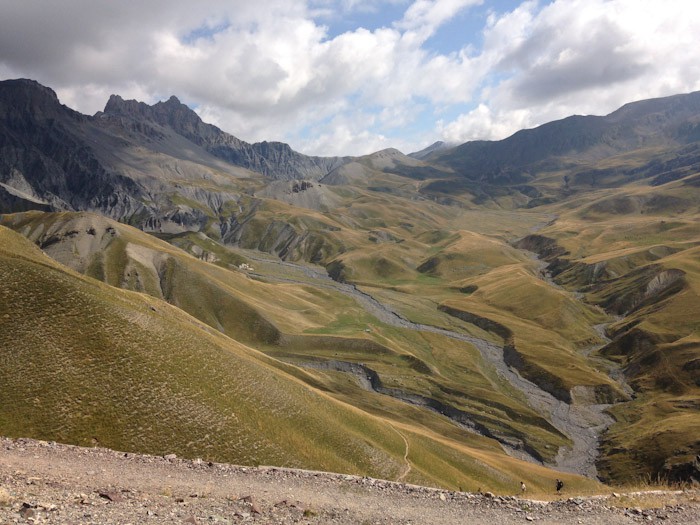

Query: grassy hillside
[
  {"left": 1, "top": 224, "right": 605, "bottom": 492},
  {"left": 3, "top": 81, "right": 699, "bottom": 490},
  {"left": 0, "top": 225, "right": 401, "bottom": 474},
  {"left": 519, "top": 168, "right": 700, "bottom": 482},
  {"left": 330, "top": 222, "right": 625, "bottom": 404},
  {"left": 313, "top": 146, "right": 700, "bottom": 484},
  {"left": 2, "top": 138, "right": 697, "bottom": 488}
]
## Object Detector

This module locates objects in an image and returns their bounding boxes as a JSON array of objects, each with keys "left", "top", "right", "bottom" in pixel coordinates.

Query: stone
[
  {"left": 98, "top": 491, "right": 123, "bottom": 502},
  {"left": 19, "top": 503, "right": 37, "bottom": 519},
  {"left": 238, "top": 494, "right": 262, "bottom": 514}
]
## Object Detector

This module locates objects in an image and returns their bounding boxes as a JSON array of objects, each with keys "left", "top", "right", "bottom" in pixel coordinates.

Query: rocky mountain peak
[
  {"left": 0, "top": 78, "right": 77, "bottom": 122},
  {"left": 1, "top": 78, "right": 59, "bottom": 101},
  {"left": 3, "top": 79, "right": 349, "bottom": 189},
  {"left": 97, "top": 88, "right": 347, "bottom": 179},
  {"left": 102, "top": 94, "right": 157, "bottom": 120},
  {"left": 151, "top": 96, "right": 203, "bottom": 130},
  {"left": 104, "top": 93, "right": 125, "bottom": 110},
  {"left": 408, "top": 140, "right": 451, "bottom": 160},
  {"left": 102, "top": 93, "right": 212, "bottom": 145},
  {"left": 103, "top": 94, "right": 193, "bottom": 122}
]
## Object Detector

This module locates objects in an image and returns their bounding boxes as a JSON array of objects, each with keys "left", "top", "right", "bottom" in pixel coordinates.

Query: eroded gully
[{"left": 238, "top": 250, "right": 622, "bottom": 478}]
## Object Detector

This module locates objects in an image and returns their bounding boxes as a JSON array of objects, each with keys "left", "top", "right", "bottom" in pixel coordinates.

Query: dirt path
[
  {"left": 389, "top": 425, "right": 411, "bottom": 482},
  {"left": 2, "top": 438, "right": 697, "bottom": 525}
]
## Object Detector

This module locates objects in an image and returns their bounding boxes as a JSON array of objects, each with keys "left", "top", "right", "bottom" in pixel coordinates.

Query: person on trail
[{"left": 556, "top": 479, "right": 564, "bottom": 493}]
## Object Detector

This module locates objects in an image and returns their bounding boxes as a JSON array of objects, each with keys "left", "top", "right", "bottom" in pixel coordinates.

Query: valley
[
  {"left": 0, "top": 79, "right": 698, "bottom": 494},
  {"left": 237, "top": 247, "right": 619, "bottom": 477}
]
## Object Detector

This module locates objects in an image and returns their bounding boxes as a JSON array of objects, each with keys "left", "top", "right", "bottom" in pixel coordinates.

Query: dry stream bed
[{"left": 240, "top": 249, "right": 628, "bottom": 478}]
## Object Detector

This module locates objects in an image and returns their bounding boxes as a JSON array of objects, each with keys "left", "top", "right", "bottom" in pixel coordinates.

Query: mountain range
[{"left": 0, "top": 78, "right": 698, "bottom": 491}]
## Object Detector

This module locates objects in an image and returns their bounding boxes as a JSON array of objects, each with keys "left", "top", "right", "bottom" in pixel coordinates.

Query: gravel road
[{"left": 2, "top": 438, "right": 698, "bottom": 524}]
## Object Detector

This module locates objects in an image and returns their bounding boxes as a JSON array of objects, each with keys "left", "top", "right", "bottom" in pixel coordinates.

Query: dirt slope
[{"left": 1, "top": 438, "right": 698, "bottom": 525}]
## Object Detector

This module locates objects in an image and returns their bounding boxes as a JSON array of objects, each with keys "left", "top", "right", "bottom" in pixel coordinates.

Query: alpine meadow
[{"left": 1, "top": 77, "right": 698, "bottom": 497}]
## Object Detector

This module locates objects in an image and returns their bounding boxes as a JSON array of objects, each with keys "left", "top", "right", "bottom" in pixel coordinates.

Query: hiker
[
  {"left": 556, "top": 479, "right": 564, "bottom": 493},
  {"left": 520, "top": 481, "right": 526, "bottom": 494}
]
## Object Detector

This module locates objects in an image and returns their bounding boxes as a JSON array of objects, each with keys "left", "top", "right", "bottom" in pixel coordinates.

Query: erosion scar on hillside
[{"left": 242, "top": 251, "right": 615, "bottom": 478}]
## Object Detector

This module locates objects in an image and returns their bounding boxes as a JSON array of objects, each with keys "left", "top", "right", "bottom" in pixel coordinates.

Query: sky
[{"left": 1, "top": 0, "right": 700, "bottom": 156}]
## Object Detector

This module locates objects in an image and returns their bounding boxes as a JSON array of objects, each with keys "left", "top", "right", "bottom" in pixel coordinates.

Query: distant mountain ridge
[
  {"left": 428, "top": 91, "right": 700, "bottom": 184},
  {"left": 0, "top": 78, "right": 351, "bottom": 232},
  {"left": 101, "top": 93, "right": 349, "bottom": 180},
  {"left": 408, "top": 140, "right": 452, "bottom": 160},
  {"left": 3, "top": 78, "right": 700, "bottom": 231}
]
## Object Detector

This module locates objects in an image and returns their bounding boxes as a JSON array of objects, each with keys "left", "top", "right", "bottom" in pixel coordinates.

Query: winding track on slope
[
  {"left": 389, "top": 424, "right": 412, "bottom": 482},
  {"left": 240, "top": 250, "right": 617, "bottom": 478}
]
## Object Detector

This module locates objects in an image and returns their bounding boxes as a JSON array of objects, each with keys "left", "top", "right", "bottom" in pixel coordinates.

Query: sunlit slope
[
  {"left": 0, "top": 224, "right": 603, "bottom": 492},
  {"left": 520, "top": 171, "right": 700, "bottom": 482},
  {"left": 439, "top": 265, "right": 623, "bottom": 403},
  {"left": 0, "top": 225, "right": 405, "bottom": 474},
  {"left": 338, "top": 225, "right": 624, "bottom": 404},
  {"left": 2, "top": 211, "right": 578, "bottom": 471},
  {"left": 1, "top": 211, "right": 340, "bottom": 342}
]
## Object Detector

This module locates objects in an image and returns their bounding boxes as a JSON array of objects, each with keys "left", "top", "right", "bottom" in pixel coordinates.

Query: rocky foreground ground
[{"left": 0, "top": 437, "right": 698, "bottom": 524}]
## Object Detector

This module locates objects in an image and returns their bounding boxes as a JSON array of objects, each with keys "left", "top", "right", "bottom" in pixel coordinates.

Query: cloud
[
  {"left": 0, "top": 0, "right": 487, "bottom": 154},
  {"left": 441, "top": 0, "right": 700, "bottom": 144},
  {"left": 438, "top": 103, "right": 531, "bottom": 142},
  {"left": 494, "top": 1, "right": 652, "bottom": 102},
  {"left": 1, "top": 1, "right": 699, "bottom": 155},
  {"left": 396, "top": 0, "right": 482, "bottom": 40}
]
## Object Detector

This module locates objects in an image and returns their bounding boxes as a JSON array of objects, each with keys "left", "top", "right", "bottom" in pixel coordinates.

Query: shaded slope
[
  {"left": 0, "top": 79, "right": 145, "bottom": 213},
  {"left": 0, "top": 79, "right": 352, "bottom": 237},
  {"left": 102, "top": 94, "right": 349, "bottom": 180},
  {"left": 430, "top": 90, "right": 700, "bottom": 184}
]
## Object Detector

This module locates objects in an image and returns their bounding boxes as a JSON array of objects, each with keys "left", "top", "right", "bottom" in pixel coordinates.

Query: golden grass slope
[
  {"left": 0, "top": 212, "right": 568, "bottom": 465},
  {"left": 1, "top": 224, "right": 602, "bottom": 492},
  {"left": 0, "top": 225, "right": 401, "bottom": 475},
  {"left": 527, "top": 171, "right": 700, "bottom": 482},
  {"left": 340, "top": 223, "right": 624, "bottom": 404}
]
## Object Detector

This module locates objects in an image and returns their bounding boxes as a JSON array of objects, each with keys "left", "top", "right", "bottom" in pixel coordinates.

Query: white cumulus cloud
[
  {"left": 1, "top": 0, "right": 699, "bottom": 155},
  {"left": 440, "top": 0, "right": 700, "bottom": 144}
]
